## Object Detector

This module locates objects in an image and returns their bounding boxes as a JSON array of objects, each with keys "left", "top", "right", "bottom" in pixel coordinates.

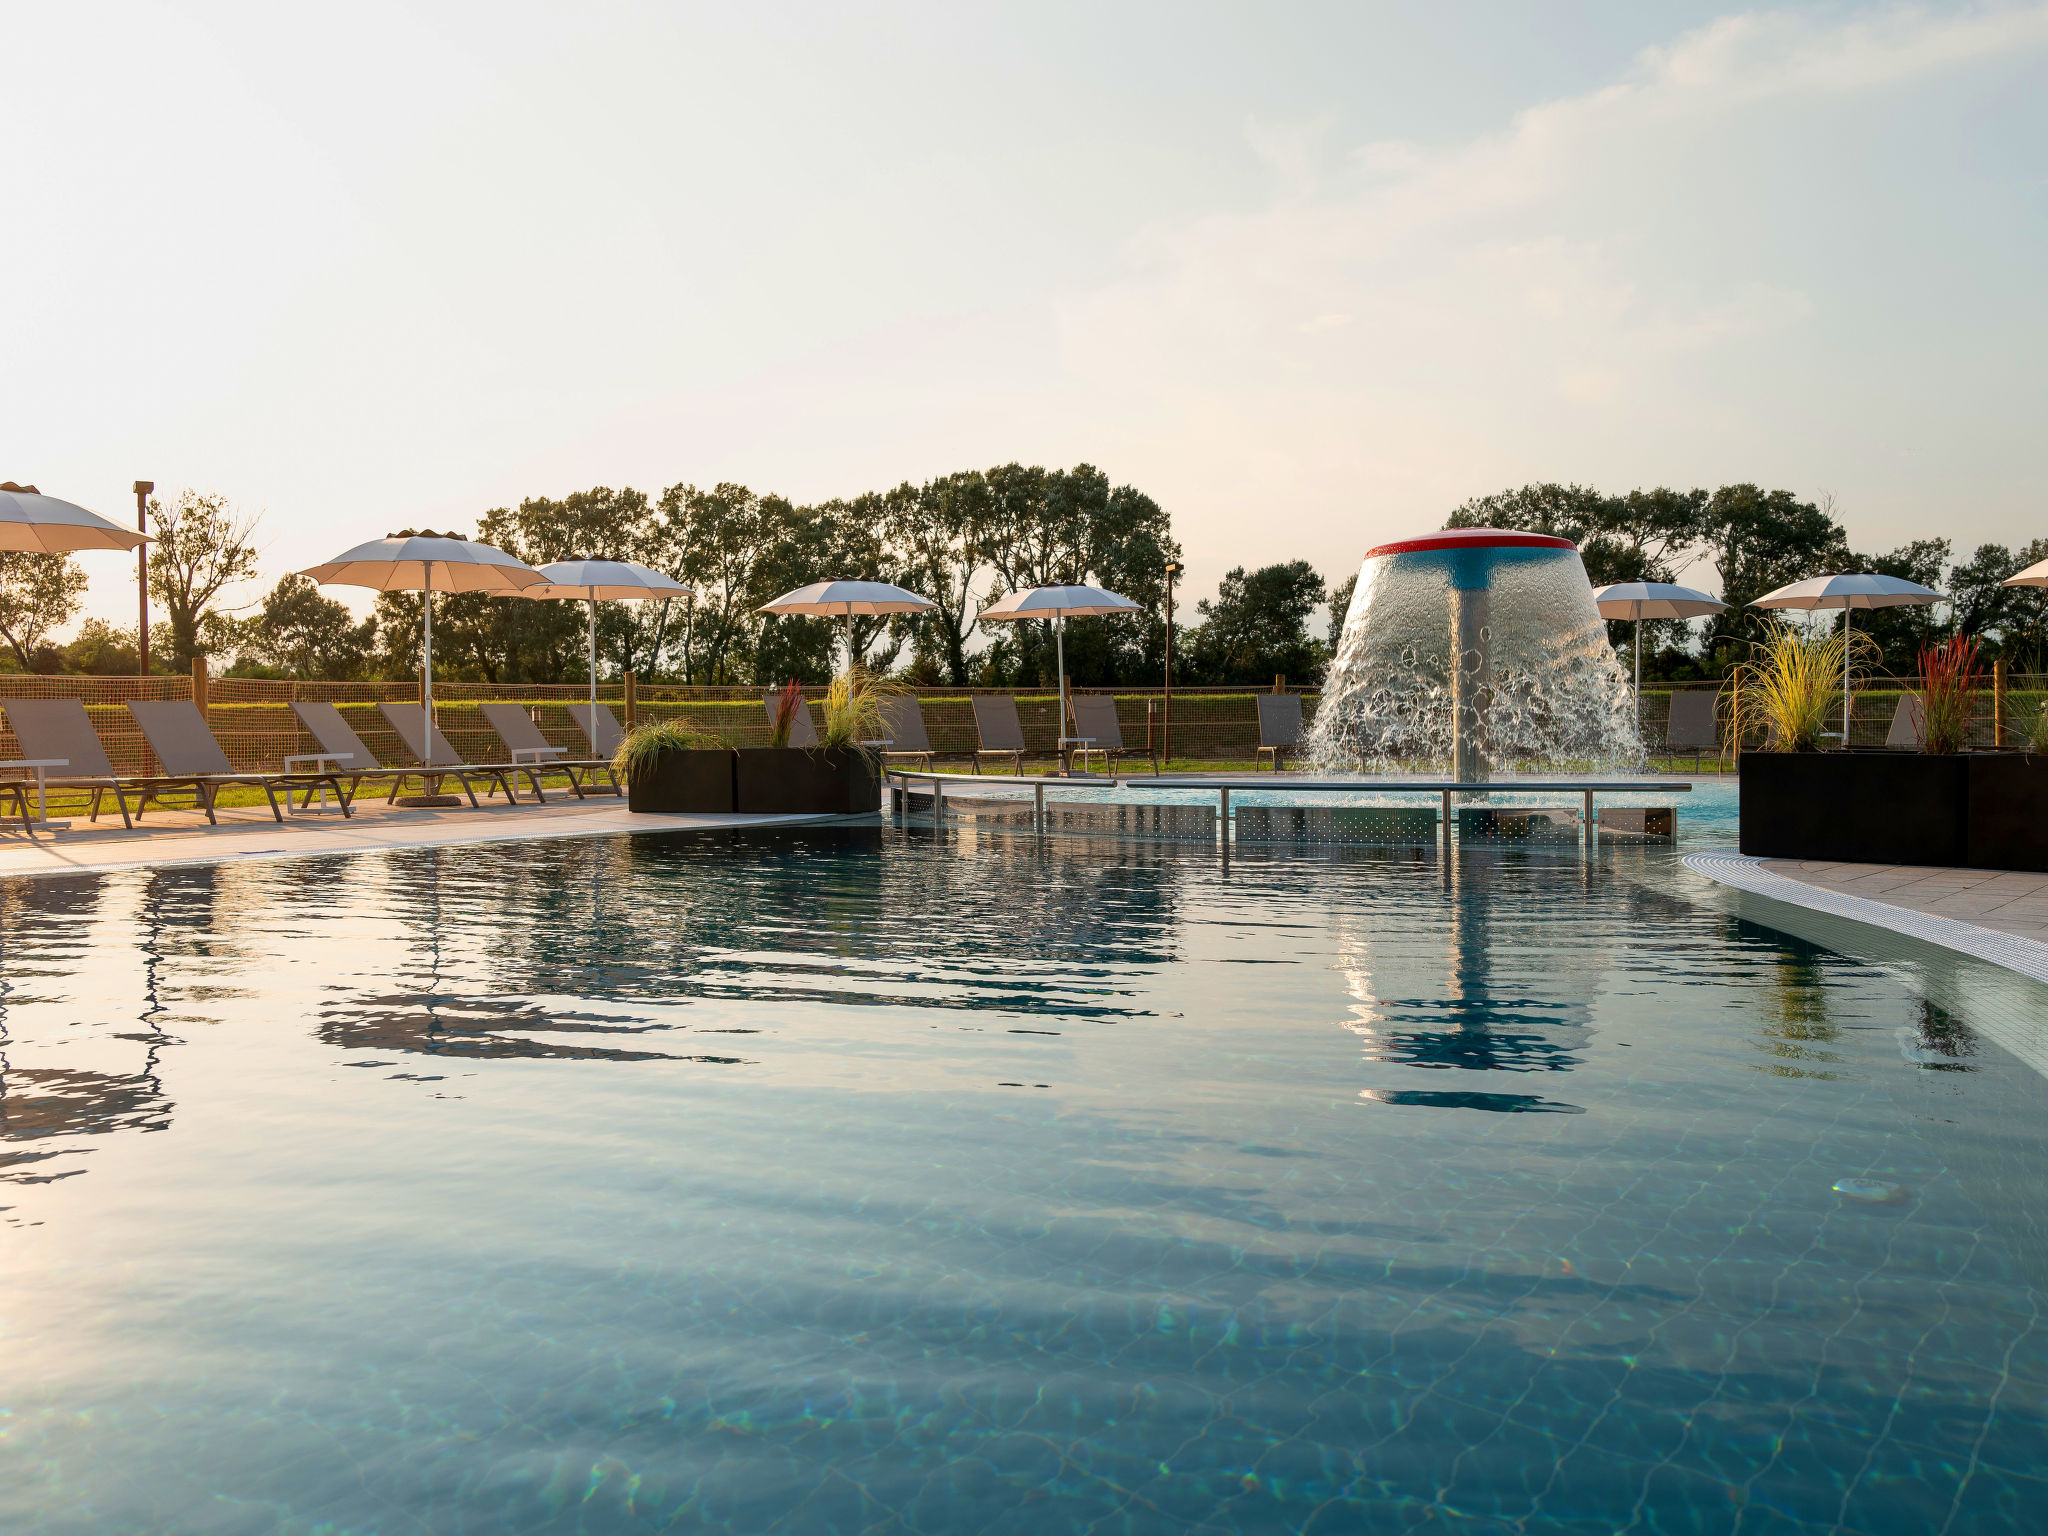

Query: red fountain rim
[{"left": 1364, "top": 528, "right": 1577, "bottom": 558}]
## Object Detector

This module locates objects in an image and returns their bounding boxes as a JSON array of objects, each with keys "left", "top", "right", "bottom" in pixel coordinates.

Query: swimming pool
[{"left": 2, "top": 822, "right": 2041, "bottom": 1533}]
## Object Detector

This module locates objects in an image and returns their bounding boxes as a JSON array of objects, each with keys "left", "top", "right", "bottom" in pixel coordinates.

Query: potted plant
[
  {"left": 1737, "top": 628, "right": 2048, "bottom": 869},
  {"left": 613, "top": 720, "right": 735, "bottom": 814},
  {"left": 733, "top": 674, "right": 886, "bottom": 815}
]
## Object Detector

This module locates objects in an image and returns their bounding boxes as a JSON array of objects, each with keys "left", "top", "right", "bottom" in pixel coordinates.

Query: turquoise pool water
[{"left": 2, "top": 822, "right": 2042, "bottom": 1533}]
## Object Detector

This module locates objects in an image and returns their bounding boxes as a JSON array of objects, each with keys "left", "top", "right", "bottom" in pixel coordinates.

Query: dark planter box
[
  {"left": 1740, "top": 751, "right": 1987, "bottom": 867},
  {"left": 734, "top": 747, "right": 881, "bottom": 815},
  {"left": 627, "top": 749, "right": 735, "bottom": 814},
  {"left": 1965, "top": 754, "right": 2048, "bottom": 871}
]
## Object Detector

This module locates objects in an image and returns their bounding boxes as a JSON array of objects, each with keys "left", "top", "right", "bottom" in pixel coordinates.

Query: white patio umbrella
[
  {"left": 1752, "top": 573, "right": 1942, "bottom": 741},
  {"left": 1592, "top": 581, "right": 1728, "bottom": 712},
  {"left": 756, "top": 579, "right": 935, "bottom": 672},
  {"left": 300, "top": 533, "right": 544, "bottom": 723},
  {"left": 0, "top": 484, "right": 153, "bottom": 552},
  {"left": 978, "top": 584, "right": 1142, "bottom": 748},
  {"left": 516, "top": 560, "right": 693, "bottom": 726},
  {"left": 2001, "top": 557, "right": 2048, "bottom": 588}
]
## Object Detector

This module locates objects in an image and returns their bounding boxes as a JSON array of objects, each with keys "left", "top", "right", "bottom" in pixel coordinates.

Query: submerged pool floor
[{"left": 1, "top": 826, "right": 2042, "bottom": 1533}]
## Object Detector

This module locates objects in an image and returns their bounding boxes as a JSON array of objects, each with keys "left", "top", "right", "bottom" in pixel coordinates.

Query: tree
[
  {"left": 61, "top": 619, "right": 141, "bottom": 675},
  {"left": 1696, "top": 485, "right": 1849, "bottom": 657},
  {"left": 658, "top": 483, "right": 785, "bottom": 684},
  {"left": 0, "top": 553, "right": 88, "bottom": 671},
  {"left": 1846, "top": 538, "right": 1950, "bottom": 671},
  {"left": 1185, "top": 561, "right": 1327, "bottom": 685},
  {"left": 1326, "top": 572, "right": 1357, "bottom": 652},
  {"left": 147, "top": 490, "right": 261, "bottom": 669},
  {"left": 889, "top": 471, "right": 992, "bottom": 685},
  {"left": 240, "top": 575, "right": 377, "bottom": 679}
]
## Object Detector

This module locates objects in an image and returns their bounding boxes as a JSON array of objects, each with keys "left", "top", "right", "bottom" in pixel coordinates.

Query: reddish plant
[
  {"left": 769, "top": 678, "right": 805, "bottom": 749},
  {"left": 1917, "top": 635, "right": 1982, "bottom": 754}
]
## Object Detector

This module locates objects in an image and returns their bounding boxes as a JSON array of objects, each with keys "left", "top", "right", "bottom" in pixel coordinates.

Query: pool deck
[
  {"left": 1688, "top": 852, "right": 2048, "bottom": 987},
  {"left": 0, "top": 795, "right": 839, "bottom": 881}
]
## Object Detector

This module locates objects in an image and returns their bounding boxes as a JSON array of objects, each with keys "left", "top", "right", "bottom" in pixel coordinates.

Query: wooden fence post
[
  {"left": 191, "top": 654, "right": 209, "bottom": 719},
  {"left": 624, "top": 670, "right": 637, "bottom": 727},
  {"left": 1994, "top": 659, "right": 2006, "bottom": 747}
]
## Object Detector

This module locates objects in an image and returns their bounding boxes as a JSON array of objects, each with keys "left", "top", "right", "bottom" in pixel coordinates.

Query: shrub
[
  {"left": 819, "top": 667, "right": 894, "bottom": 754},
  {"left": 767, "top": 678, "right": 805, "bottom": 749}
]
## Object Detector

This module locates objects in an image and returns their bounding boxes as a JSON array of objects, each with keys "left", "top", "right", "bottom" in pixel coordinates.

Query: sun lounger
[
  {"left": 762, "top": 691, "right": 819, "bottom": 747},
  {"left": 875, "top": 696, "right": 934, "bottom": 771},
  {"left": 290, "top": 701, "right": 492, "bottom": 809},
  {"left": 0, "top": 697, "right": 233, "bottom": 829},
  {"left": 127, "top": 700, "right": 355, "bottom": 822},
  {"left": 1068, "top": 694, "right": 1154, "bottom": 776},
  {"left": 1664, "top": 691, "right": 1719, "bottom": 767},
  {"left": 1256, "top": 693, "right": 1303, "bottom": 771},
  {"left": 1885, "top": 695, "right": 1926, "bottom": 750},
  {"left": 970, "top": 695, "right": 1037, "bottom": 774},
  {"left": 479, "top": 702, "right": 620, "bottom": 801},
  {"left": 376, "top": 703, "right": 521, "bottom": 805},
  {"left": 568, "top": 703, "right": 626, "bottom": 758}
]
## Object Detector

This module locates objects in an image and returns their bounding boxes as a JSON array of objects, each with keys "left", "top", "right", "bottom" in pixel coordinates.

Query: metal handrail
[{"left": 883, "top": 769, "right": 1693, "bottom": 851}]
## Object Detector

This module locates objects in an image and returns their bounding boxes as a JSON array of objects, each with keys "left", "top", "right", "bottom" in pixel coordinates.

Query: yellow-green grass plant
[
  {"left": 1731, "top": 619, "right": 1876, "bottom": 754},
  {"left": 611, "top": 719, "right": 729, "bottom": 788},
  {"left": 818, "top": 666, "right": 896, "bottom": 755}
]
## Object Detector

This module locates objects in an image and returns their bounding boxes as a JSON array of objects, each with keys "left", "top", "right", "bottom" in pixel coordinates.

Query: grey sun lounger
[
  {"left": 762, "top": 692, "right": 819, "bottom": 747},
  {"left": 970, "top": 694, "right": 1052, "bottom": 775},
  {"left": 1664, "top": 691, "right": 1719, "bottom": 767},
  {"left": 376, "top": 703, "right": 521, "bottom": 806},
  {"left": 1, "top": 697, "right": 245, "bottom": 829},
  {"left": 291, "top": 701, "right": 496, "bottom": 809},
  {"left": 479, "top": 703, "right": 620, "bottom": 801},
  {"left": 875, "top": 696, "right": 934, "bottom": 771},
  {"left": 1885, "top": 695, "right": 1926, "bottom": 750},
  {"left": 128, "top": 700, "right": 354, "bottom": 822},
  {"left": 1256, "top": 693, "right": 1303, "bottom": 771},
  {"left": 568, "top": 703, "right": 626, "bottom": 758},
  {"left": 1068, "top": 694, "right": 1154, "bottom": 776}
]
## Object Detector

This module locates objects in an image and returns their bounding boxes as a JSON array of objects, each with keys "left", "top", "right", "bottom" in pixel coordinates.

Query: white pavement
[{"left": 0, "top": 795, "right": 843, "bottom": 881}]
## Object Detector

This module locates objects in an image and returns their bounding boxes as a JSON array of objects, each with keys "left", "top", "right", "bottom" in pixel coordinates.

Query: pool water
[{"left": 2, "top": 824, "right": 2042, "bottom": 1533}]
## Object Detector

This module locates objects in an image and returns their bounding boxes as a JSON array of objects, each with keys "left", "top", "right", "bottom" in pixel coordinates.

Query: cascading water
[{"left": 1306, "top": 528, "right": 1642, "bottom": 777}]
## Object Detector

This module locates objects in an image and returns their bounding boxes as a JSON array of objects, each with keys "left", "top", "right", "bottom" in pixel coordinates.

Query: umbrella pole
[
  {"left": 844, "top": 605, "right": 854, "bottom": 676},
  {"left": 1055, "top": 613, "right": 1068, "bottom": 772},
  {"left": 588, "top": 595, "right": 599, "bottom": 726},
  {"left": 1635, "top": 615, "right": 1643, "bottom": 727},
  {"left": 422, "top": 560, "right": 435, "bottom": 728},
  {"left": 1843, "top": 608, "right": 1852, "bottom": 744}
]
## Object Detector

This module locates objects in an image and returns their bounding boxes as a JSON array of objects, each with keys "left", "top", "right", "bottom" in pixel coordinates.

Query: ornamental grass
[
  {"left": 1732, "top": 619, "right": 1873, "bottom": 753},
  {"left": 1916, "top": 635, "right": 1982, "bottom": 755}
]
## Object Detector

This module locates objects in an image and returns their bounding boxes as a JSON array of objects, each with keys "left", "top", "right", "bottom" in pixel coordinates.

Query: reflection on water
[{"left": 0, "top": 825, "right": 2044, "bottom": 1534}]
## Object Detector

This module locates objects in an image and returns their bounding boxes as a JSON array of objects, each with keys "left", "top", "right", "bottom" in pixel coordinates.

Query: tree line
[{"left": 8, "top": 474, "right": 2030, "bottom": 688}]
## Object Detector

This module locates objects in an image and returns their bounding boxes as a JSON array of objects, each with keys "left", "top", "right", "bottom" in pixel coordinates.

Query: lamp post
[
  {"left": 1163, "top": 561, "right": 1181, "bottom": 769},
  {"left": 133, "top": 481, "right": 153, "bottom": 675}
]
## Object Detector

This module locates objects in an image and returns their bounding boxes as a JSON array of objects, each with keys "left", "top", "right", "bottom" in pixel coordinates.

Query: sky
[{"left": 4, "top": 0, "right": 2045, "bottom": 634}]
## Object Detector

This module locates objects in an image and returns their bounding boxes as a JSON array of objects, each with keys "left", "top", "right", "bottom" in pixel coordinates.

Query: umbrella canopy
[
  {"left": 979, "top": 585, "right": 1143, "bottom": 768},
  {"left": 980, "top": 584, "right": 1142, "bottom": 622},
  {"left": 1751, "top": 573, "right": 1941, "bottom": 742},
  {"left": 758, "top": 579, "right": 935, "bottom": 672},
  {"left": 0, "top": 484, "right": 153, "bottom": 553},
  {"left": 301, "top": 533, "right": 544, "bottom": 725},
  {"left": 2002, "top": 558, "right": 2048, "bottom": 589},
  {"left": 1591, "top": 581, "right": 1728, "bottom": 621},
  {"left": 758, "top": 579, "right": 935, "bottom": 618},
  {"left": 520, "top": 559, "right": 693, "bottom": 602},
  {"left": 517, "top": 560, "right": 693, "bottom": 723},
  {"left": 300, "top": 533, "right": 545, "bottom": 593},
  {"left": 1591, "top": 582, "right": 1729, "bottom": 725},
  {"left": 1750, "top": 573, "right": 1940, "bottom": 610}
]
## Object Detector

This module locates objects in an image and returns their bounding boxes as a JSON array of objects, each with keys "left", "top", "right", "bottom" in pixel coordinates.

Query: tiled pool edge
[{"left": 1685, "top": 852, "right": 2048, "bottom": 987}]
